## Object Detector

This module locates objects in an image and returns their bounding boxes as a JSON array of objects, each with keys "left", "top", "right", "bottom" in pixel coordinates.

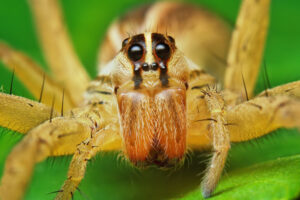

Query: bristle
[
  {"left": 264, "top": 60, "right": 271, "bottom": 89},
  {"left": 39, "top": 73, "right": 46, "bottom": 102},
  {"left": 165, "top": 25, "right": 168, "bottom": 36},
  {"left": 224, "top": 123, "right": 237, "bottom": 126},
  {"left": 241, "top": 72, "right": 249, "bottom": 101},
  {"left": 57, "top": 132, "right": 78, "bottom": 138},
  {"left": 47, "top": 189, "right": 63, "bottom": 195},
  {"left": 9, "top": 68, "right": 15, "bottom": 95},
  {"left": 76, "top": 187, "right": 89, "bottom": 200},
  {"left": 50, "top": 95, "right": 55, "bottom": 122},
  {"left": 61, "top": 89, "right": 64, "bottom": 117},
  {"left": 262, "top": 60, "right": 271, "bottom": 97},
  {"left": 195, "top": 118, "right": 217, "bottom": 123}
]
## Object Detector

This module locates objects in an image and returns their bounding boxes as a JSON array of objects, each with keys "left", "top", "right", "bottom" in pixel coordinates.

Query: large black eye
[
  {"left": 155, "top": 43, "right": 170, "bottom": 60},
  {"left": 128, "top": 44, "right": 143, "bottom": 61}
]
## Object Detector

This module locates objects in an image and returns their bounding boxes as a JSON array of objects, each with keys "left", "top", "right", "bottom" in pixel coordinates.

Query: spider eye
[
  {"left": 128, "top": 44, "right": 143, "bottom": 61},
  {"left": 155, "top": 43, "right": 170, "bottom": 60},
  {"left": 122, "top": 38, "right": 129, "bottom": 48},
  {"left": 167, "top": 36, "right": 175, "bottom": 44}
]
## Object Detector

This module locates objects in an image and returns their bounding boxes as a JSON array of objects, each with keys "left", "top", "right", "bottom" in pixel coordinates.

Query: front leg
[
  {"left": 54, "top": 126, "right": 114, "bottom": 200},
  {"left": 0, "top": 118, "right": 91, "bottom": 200},
  {"left": 227, "top": 95, "right": 300, "bottom": 142},
  {"left": 201, "top": 86, "right": 230, "bottom": 198}
]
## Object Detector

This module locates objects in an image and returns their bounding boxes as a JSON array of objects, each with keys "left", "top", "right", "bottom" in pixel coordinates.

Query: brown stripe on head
[
  {"left": 151, "top": 33, "right": 176, "bottom": 87},
  {"left": 121, "top": 34, "right": 146, "bottom": 89}
]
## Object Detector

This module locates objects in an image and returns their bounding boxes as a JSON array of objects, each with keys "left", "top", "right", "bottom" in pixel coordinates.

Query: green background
[{"left": 0, "top": 0, "right": 300, "bottom": 199}]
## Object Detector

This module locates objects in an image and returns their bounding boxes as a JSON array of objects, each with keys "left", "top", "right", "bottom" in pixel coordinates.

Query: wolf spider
[{"left": 0, "top": 0, "right": 300, "bottom": 199}]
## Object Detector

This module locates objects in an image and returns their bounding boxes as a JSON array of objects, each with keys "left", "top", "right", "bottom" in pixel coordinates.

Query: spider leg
[
  {"left": 200, "top": 86, "right": 230, "bottom": 198},
  {"left": 0, "top": 117, "right": 92, "bottom": 200},
  {"left": 0, "top": 43, "right": 75, "bottom": 111},
  {"left": 187, "top": 79, "right": 300, "bottom": 197},
  {"left": 186, "top": 69, "right": 217, "bottom": 148},
  {"left": 258, "top": 80, "right": 300, "bottom": 98},
  {"left": 29, "top": 0, "right": 90, "bottom": 105},
  {"left": 225, "top": 0, "right": 270, "bottom": 99},
  {"left": 227, "top": 95, "right": 300, "bottom": 142},
  {"left": 0, "top": 88, "right": 121, "bottom": 200},
  {"left": 54, "top": 126, "right": 115, "bottom": 200},
  {"left": 0, "top": 93, "right": 58, "bottom": 134}
]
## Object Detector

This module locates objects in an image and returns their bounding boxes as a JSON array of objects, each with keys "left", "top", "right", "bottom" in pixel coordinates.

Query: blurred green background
[{"left": 0, "top": 0, "right": 300, "bottom": 199}]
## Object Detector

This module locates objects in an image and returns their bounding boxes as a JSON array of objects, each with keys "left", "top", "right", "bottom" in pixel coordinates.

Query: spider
[{"left": 0, "top": 0, "right": 300, "bottom": 199}]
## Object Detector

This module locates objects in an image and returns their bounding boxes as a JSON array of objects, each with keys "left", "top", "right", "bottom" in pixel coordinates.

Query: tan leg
[
  {"left": 29, "top": 0, "right": 90, "bottom": 105},
  {"left": 187, "top": 80, "right": 300, "bottom": 197},
  {"left": 0, "top": 117, "right": 91, "bottom": 200},
  {"left": 258, "top": 80, "right": 300, "bottom": 98},
  {"left": 54, "top": 126, "right": 113, "bottom": 200},
  {"left": 0, "top": 88, "right": 121, "bottom": 200},
  {"left": 225, "top": 0, "right": 270, "bottom": 99},
  {"left": 227, "top": 95, "right": 300, "bottom": 142},
  {"left": 0, "top": 43, "right": 75, "bottom": 111},
  {"left": 0, "top": 93, "right": 58, "bottom": 134},
  {"left": 201, "top": 86, "right": 230, "bottom": 198}
]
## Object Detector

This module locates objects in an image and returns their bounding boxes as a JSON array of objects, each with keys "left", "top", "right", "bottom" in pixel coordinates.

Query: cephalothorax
[{"left": 0, "top": 0, "right": 300, "bottom": 199}]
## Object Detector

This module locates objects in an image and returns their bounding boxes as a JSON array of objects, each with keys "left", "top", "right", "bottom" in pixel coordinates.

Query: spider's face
[
  {"left": 112, "top": 32, "right": 189, "bottom": 89},
  {"left": 111, "top": 33, "right": 189, "bottom": 167}
]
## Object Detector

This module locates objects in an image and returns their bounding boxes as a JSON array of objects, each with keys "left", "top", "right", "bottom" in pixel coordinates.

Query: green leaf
[{"left": 182, "top": 155, "right": 300, "bottom": 200}]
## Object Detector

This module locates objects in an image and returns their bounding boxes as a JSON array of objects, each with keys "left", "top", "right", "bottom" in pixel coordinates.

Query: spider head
[
  {"left": 111, "top": 33, "right": 189, "bottom": 168},
  {"left": 112, "top": 32, "right": 189, "bottom": 90}
]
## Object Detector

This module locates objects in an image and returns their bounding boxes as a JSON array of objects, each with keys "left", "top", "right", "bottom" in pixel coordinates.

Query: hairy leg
[
  {"left": 227, "top": 95, "right": 300, "bottom": 142},
  {"left": 187, "top": 79, "right": 300, "bottom": 197},
  {"left": 0, "top": 85, "right": 121, "bottom": 200},
  {"left": 225, "top": 0, "right": 270, "bottom": 99},
  {"left": 0, "top": 93, "right": 58, "bottom": 134},
  {"left": 29, "top": 0, "right": 90, "bottom": 105},
  {"left": 0, "top": 117, "right": 91, "bottom": 200},
  {"left": 0, "top": 43, "right": 75, "bottom": 111},
  {"left": 201, "top": 86, "right": 230, "bottom": 198},
  {"left": 258, "top": 80, "right": 300, "bottom": 98},
  {"left": 54, "top": 126, "right": 115, "bottom": 200},
  {"left": 54, "top": 82, "right": 121, "bottom": 199},
  {"left": 186, "top": 68, "right": 219, "bottom": 148}
]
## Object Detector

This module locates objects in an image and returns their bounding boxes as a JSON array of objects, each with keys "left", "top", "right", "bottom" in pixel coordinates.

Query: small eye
[
  {"left": 122, "top": 38, "right": 129, "bottom": 48},
  {"left": 167, "top": 36, "right": 175, "bottom": 44},
  {"left": 155, "top": 43, "right": 170, "bottom": 60},
  {"left": 128, "top": 44, "right": 143, "bottom": 61}
]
